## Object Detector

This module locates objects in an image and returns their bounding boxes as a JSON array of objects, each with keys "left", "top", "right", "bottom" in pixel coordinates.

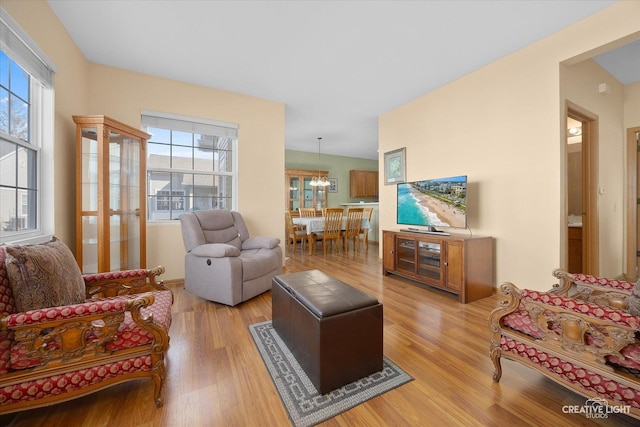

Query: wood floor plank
[{"left": 1, "top": 243, "right": 636, "bottom": 426}]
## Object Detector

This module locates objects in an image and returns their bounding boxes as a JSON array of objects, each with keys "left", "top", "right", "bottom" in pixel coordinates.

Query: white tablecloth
[{"left": 293, "top": 217, "right": 370, "bottom": 234}]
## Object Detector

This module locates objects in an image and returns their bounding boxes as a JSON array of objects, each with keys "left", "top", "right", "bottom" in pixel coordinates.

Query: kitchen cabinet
[{"left": 350, "top": 170, "right": 378, "bottom": 198}]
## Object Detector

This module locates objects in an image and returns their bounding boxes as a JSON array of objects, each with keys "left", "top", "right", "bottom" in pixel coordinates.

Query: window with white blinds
[{"left": 142, "top": 111, "right": 238, "bottom": 220}]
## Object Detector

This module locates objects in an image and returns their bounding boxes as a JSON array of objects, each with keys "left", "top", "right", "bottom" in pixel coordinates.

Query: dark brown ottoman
[{"left": 272, "top": 269, "right": 383, "bottom": 394}]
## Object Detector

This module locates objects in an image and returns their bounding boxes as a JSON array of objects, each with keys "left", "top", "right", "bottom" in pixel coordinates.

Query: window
[
  {"left": 142, "top": 111, "right": 238, "bottom": 220},
  {"left": 156, "top": 190, "right": 185, "bottom": 211},
  {"left": 0, "top": 8, "right": 55, "bottom": 243}
]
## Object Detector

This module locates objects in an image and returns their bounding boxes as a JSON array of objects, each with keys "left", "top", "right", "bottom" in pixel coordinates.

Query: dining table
[{"left": 293, "top": 216, "right": 370, "bottom": 255}]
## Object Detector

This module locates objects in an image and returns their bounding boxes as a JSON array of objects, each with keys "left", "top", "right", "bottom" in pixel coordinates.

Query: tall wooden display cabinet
[
  {"left": 285, "top": 168, "right": 329, "bottom": 213},
  {"left": 74, "top": 115, "right": 150, "bottom": 273}
]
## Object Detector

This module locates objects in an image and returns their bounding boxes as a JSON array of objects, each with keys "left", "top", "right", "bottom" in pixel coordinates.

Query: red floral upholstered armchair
[
  {"left": 490, "top": 269, "right": 640, "bottom": 420},
  {"left": 0, "top": 238, "right": 173, "bottom": 415}
]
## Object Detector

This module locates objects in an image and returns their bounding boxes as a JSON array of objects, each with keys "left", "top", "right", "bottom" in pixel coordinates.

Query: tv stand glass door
[
  {"left": 418, "top": 241, "right": 442, "bottom": 284},
  {"left": 395, "top": 236, "right": 443, "bottom": 286}
]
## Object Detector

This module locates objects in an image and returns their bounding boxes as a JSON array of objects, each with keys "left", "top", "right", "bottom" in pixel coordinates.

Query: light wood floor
[{"left": 1, "top": 243, "right": 635, "bottom": 426}]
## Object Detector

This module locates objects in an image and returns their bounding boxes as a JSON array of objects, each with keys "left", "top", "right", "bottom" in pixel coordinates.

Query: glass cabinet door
[
  {"left": 394, "top": 237, "right": 443, "bottom": 285},
  {"left": 314, "top": 187, "right": 326, "bottom": 210},
  {"left": 288, "top": 177, "right": 300, "bottom": 211},
  {"left": 80, "top": 128, "right": 99, "bottom": 273},
  {"left": 109, "top": 133, "right": 122, "bottom": 271},
  {"left": 108, "top": 132, "right": 142, "bottom": 271},
  {"left": 303, "top": 177, "right": 313, "bottom": 208},
  {"left": 125, "top": 136, "right": 142, "bottom": 270},
  {"left": 418, "top": 240, "right": 442, "bottom": 284},
  {"left": 396, "top": 237, "right": 416, "bottom": 273}
]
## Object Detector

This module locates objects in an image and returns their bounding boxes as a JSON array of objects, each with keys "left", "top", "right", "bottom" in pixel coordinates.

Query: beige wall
[
  {"left": 5, "top": 1, "right": 285, "bottom": 281},
  {"left": 624, "top": 81, "right": 640, "bottom": 276},
  {"left": 86, "top": 65, "right": 285, "bottom": 280},
  {"left": 379, "top": 1, "right": 640, "bottom": 290},
  {"left": 560, "top": 58, "right": 625, "bottom": 278}
]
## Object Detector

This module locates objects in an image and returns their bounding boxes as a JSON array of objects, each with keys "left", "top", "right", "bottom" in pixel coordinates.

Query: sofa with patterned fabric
[
  {"left": 0, "top": 238, "right": 173, "bottom": 414},
  {"left": 489, "top": 269, "right": 640, "bottom": 419}
]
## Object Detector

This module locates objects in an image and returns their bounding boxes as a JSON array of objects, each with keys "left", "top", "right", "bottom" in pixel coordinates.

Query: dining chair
[
  {"left": 316, "top": 207, "right": 344, "bottom": 254},
  {"left": 342, "top": 208, "right": 364, "bottom": 252},
  {"left": 285, "top": 210, "right": 307, "bottom": 253},
  {"left": 359, "top": 207, "right": 374, "bottom": 247},
  {"left": 298, "top": 207, "right": 317, "bottom": 218}
]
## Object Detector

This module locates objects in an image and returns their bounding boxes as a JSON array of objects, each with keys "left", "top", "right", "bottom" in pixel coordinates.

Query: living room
[
  {"left": 1, "top": 0, "right": 640, "bottom": 425},
  {"left": 3, "top": 1, "right": 639, "bottom": 290}
]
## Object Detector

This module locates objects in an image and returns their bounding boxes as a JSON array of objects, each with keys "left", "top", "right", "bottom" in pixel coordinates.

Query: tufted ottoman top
[{"left": 273, "top": 269, "right": 379, "bottom": 318}]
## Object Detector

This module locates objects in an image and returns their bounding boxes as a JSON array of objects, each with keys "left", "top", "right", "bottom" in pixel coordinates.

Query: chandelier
[{"left": 310, "top": 137, "right": 330, "bottom": 187}]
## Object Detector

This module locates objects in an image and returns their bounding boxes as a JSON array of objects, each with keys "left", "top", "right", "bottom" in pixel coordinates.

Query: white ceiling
[{"left": 47, "top": 0, "right": 629, "bottom": 160}]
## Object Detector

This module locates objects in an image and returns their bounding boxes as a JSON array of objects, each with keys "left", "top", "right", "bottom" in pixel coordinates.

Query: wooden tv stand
[{"left": 382, "top": 229, "right": 494, "bottom": 303}]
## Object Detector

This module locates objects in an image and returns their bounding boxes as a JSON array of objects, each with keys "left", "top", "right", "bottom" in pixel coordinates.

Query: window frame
[
  {"left": 142, "top": 110, "right": 238, "bottom": 221},
  {"left": 0, "top": 7, "right": 55, "bottom": 244},
  {"left": 155, "top": 189, "right": 185, "bottom": 211}
]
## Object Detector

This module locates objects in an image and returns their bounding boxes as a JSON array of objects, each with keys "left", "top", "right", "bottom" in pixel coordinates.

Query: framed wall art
[
  {"left": 328, "top": 178, "right": 338, "bottom": 193},
  {"left": 384, "top": 147, "right": 406, "bottom": 185}
]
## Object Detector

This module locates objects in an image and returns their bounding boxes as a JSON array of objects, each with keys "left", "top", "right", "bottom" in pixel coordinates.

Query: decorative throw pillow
[
  {"left": 5, "top": 237, "right": 85, "bottom": 312},
  {"left": 630, "top": 279, "right": 640, "bottom": 316}
]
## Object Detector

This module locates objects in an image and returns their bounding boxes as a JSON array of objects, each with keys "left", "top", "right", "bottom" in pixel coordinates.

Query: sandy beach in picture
[{"left": 409, "top": 187, "right": 465, "bottom": 227}]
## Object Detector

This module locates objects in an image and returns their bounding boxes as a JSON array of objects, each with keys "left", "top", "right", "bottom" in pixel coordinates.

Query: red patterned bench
[
  {"left": 489, "top": 271, "right": 640, "bottom": 420},
  {"left": 0, "top": 240, "right": 172, "bottom": 414}
]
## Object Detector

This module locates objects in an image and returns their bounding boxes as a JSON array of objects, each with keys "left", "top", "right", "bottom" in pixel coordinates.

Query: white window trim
[
  {"left": 141, "top": 110, "right": 238, "bottom": 137},
  {"left": 0, "top": 8, "right": 57, "bottom": 87},
  {"left": 0, "top": 7, "right": 55, "bottom": 245},
  {"left": 142, "top": 110, "right": 239, "bottom": 221}
]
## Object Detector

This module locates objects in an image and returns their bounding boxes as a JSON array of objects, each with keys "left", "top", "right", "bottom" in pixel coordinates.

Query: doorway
[
  {"left": 625, "top": 126, "right": 640, "bottom": 280},
  {"left": 566, "top": 103, "right": 599, "bottom": 275}
]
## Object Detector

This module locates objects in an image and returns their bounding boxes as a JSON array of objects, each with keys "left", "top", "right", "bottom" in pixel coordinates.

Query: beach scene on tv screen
[{"left": 397, "top": 176, "right": 466, "bottom": 228}]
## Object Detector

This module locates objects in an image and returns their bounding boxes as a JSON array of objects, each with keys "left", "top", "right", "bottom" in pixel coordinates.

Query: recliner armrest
[
  {"left": 191, "top": 243, "right": 241, "bottom": 257},
  {"left": 242, "top": 236, "right": 280, "bottom": 250}
]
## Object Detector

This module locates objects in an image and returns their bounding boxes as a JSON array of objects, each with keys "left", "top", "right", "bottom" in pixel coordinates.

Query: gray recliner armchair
[{"left": 179, "top": 210, "right": 282, "bottom": 306}]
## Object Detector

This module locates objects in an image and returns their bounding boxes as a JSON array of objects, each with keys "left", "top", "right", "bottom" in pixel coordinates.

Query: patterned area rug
[{"left": 248, "top": 321, "right": 413, "bottom": 427}]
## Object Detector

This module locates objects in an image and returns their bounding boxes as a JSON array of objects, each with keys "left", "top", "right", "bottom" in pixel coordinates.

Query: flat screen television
[{"left": 397, "top": 175, "right": 467, "bottom": 232}]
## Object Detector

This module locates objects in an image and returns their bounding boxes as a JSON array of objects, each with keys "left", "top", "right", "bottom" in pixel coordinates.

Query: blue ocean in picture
[
  {"left": 397, "top": 184, "right": 447, "bottom": 226},
  {"left": 397, "top": 184, "right": 429, "bottom": 225}
]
